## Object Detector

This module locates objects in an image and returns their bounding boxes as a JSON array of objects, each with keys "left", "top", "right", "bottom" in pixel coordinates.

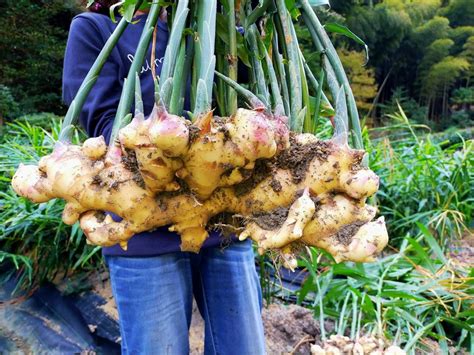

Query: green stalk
[
  {"left": 110, "top": 2, "right": 162, "bottom": 146},
  {"left": 300, "top": 12, "right": 338, "bottom": 106},
  {"left": 216, "top": 11, "right": 227, "bottom": 117},
  {"left": 299, "top": 0, "right": 363, "bottom": 150},
  {"left": 403, "top": 318, "right": 440, "bottom": 352},
  {"left": 159, "top": 0, "right": 189, "bottom": 105},
  {"left": 226, "top": 0, "right": 238, "bottom": 115},
  {"left": 215, "top": 47, "right": 227, "bottom": 115},
  {"left": 272, "top": 35, "right": 290, "bottom": 116},
  {"left": 300, "top": 51, "right": 332, "bottom": 110},
  {"left": 215, "top": 71, "right": 266, "bottom": 110},
  {"left": 312, "top": 70, "right": 325, "bottom": 133},
  {"left": 244, "top": 0, "right": 272, "bottom": 29},
  {"left": 289, "top": 20, "right": 311, "bottom": 133},
  {"left": 301, "top": 62, "right": 311, "bottom": 133},
  {"left": 190, "top": 2, "right": 199, "bottom": 109},
  {"left": 58, "top": 15, "right": 132, "bottom": 142},
  {"left": 350, "top": 292, "right": 358, "bottom": 339},
  {"left": 178, "top": 34, "right": 195, "bottom": 114},
  {"left": 134, "top": 73, "right": 143, "bottom": 116},
  {"left": 315, "top": 278, "right": 326, "bottom": 341},
  {"left": 169, "top": 39, "right": 187, "bottom": 115},
  {"left": 259, "top": 38, "right": 284, "bottom": 116},
  {"left": 275, "top": 0, "right": 302, "bottom": 131},
  {"left": 193, "top": 0, "right": 217, "bottom": 117},
  {"left": 337, "top": 291, "right": 351, "bottom": 335},
  {"left": 245, "top": 24, "right": 270, "bottom": 107},
  {"left": 333, "top": 86, "right": 348, "bottom": 141}
]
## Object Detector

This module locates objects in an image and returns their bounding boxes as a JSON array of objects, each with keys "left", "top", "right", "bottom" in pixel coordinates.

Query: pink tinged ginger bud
[
  {"left": 119, "top": 114, "right": 145, "bottom": 148},
  {"left": 148, "top": 109, "right": 189, "bottom": 157},
  {"left": 228, "top": 109, "right": 277, "bottom": 160}
]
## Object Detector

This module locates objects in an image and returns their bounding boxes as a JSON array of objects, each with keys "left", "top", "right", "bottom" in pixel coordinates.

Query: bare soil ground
[{"left": 449, "top": 231, "right": 474, "bottom": 267}]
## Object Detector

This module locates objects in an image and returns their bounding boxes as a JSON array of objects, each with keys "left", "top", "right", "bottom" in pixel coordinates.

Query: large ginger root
[
  {"left": 118, "top": 106, "right": 289, "bottom": 199},
  {"left": 12, "top": 112, "right": 388, "bottom": 263}
]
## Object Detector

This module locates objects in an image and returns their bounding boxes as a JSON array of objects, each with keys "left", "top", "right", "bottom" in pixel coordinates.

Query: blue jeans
[{"left": 105, "top": 240, "right": 266, "bottom": 355}]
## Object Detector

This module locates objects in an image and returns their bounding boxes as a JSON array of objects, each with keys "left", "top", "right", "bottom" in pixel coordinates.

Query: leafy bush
[
  {"left": 379, "top": 87, "right": 428, "bottom": 124},
  {"left": 450, "top": 110, "right": 474, "bottom": 128},
  {"left": 0, "top": 1, "right": 79, "bottom": 115},
  {"left": 14, "top": 112, "right": 63, "bottom": 131},
  {"left": 295, "top": 229, "right": 473, "bottom": 352},
  {"left": 0, "top": 119, "right": 101, "bottom": 292},
  {"left": 368, "top": 107, "right": 473, "bottom": 247},
  {"left": 0, "top": 85, "right": 20, "bottom": 121},
  {"left": 451, "top": 86, "right": 474, "bottom": 105}
]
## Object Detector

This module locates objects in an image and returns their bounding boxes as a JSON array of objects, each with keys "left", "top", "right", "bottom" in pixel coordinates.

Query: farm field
[{"left": 0, "top": 0, "right": 472, "bottom": 353}]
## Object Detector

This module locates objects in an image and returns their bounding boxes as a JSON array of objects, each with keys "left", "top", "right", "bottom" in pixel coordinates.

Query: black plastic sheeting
[
  {"left": 0, "top": 279, "right": 120, "bottom": 353},
  {"left": 0, "top": 265, "right": 308, "bottom": 353}
]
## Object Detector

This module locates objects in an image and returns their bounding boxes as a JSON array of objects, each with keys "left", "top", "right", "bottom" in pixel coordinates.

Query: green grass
[
  {"left": 295, "top": 230, "right": 473, "bottom": 353},
  {"left": 368, "top": 106, "right": 473, "bottom": 248},
  {"left": 258, "top": 107, "right": 473, "bottom": 351},
  {"left": 0, "top": 118, "right": 102, "bottom": 293},
  {"left": 1, "top": 110, "right": 472, "bottom": 351}
]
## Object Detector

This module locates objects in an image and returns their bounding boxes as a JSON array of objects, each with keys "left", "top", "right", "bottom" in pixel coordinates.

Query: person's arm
[{"left": 62, "top": 15, "right": 122, "bottom": 143}]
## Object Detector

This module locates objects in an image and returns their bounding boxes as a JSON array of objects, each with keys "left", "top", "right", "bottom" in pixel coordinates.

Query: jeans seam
[{"left": 199, "top": 271, "right": 218, "bottom": 355}]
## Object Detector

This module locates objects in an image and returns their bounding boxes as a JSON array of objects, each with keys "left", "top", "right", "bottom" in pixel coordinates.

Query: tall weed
[
  {"left": 0, "top": 119, "right": 101, "bottom": 292},
  {"left": 367, "top": 106, "right": 473, "bottom": 247},
  {"left": 266, "top": 107, "right": 473, "bottom": 351},
  {"left": 295, "top": 229, "right": 473, "bottom": 352}
]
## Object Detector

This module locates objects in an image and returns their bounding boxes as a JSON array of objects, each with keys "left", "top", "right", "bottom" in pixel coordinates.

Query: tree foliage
[
  {"left": 325, "top": 0, "right": 473, "bottom": 126},
  {"left": 338, "top": 49, "right": 378, "bottom": 112},
  {"left": 440, "top": 0, "right": 474, "bottom": 27},
  {"left": 0, "top": 0, "right": 78, "bottom": 115},
  {"left": 0, "top": 0, "right": 471, "bottom": 128}
]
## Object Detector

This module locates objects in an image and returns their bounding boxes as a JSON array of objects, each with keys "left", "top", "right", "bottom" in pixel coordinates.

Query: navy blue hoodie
[{"left": 62, "top": 12, "right": 226, "bottom": 256}]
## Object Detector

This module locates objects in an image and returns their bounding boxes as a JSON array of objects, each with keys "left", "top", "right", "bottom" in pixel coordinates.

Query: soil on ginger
[
  {"left": 188, "top": 124, "right": 201, "bottom": 144},
  {"left": 275, "top": 135, "right": 331, "bottom": 184},
  {"left": 234, "top": 159, "right": 272, "bottom": 196},
  {"left": 334, "top": 221, "right": 365, "bottom": 246},
  {"left": 253, "top": 207, "right": 290, "bottom": 231},
  {"left": 121, "top": 149, "right": 146, "bottom": 189}
]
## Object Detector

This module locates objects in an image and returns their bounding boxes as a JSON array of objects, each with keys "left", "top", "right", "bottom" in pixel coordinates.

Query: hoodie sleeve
[{"left": 62, "top": 15, "right": 121, "bottom": 143}]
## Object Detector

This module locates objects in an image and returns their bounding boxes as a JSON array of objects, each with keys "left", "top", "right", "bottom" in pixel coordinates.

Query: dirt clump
[
  {"left": 334, "top": 221, "right": 365, "bottom": 246},
  {"left": 262, "top": 304, "right": 333, "bottom": 355},
  {"left": 189, "top": 303, "right": 332, "bottom": 355},
  {"left": 234, "top": 159, "right": 272, "bottom": 196},
  {"left": 93, "top": 211, "right": 106, "bottom": 223},
  {"left": 275, "top": 136, "right": 331, "bottom": 184},
  {"left": 121, "top": 149, "right": 145, "bottom": 189},
  {"left": 270, "top": 178, "right": 282, "bottom": 192},
  {"left": 188, "top": 124, "right": 200, "bottom": 144},
  {"left": 253, "top": 207, "right": 290, "bottom": 231}
]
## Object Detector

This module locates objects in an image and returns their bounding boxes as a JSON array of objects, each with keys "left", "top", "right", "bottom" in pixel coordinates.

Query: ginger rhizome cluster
[
  {"left": 11, "top": 0, "right": 389, "bottom": 266},
  {"left": 12, "top": 107, "right": 388, "bottom": 265}
]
